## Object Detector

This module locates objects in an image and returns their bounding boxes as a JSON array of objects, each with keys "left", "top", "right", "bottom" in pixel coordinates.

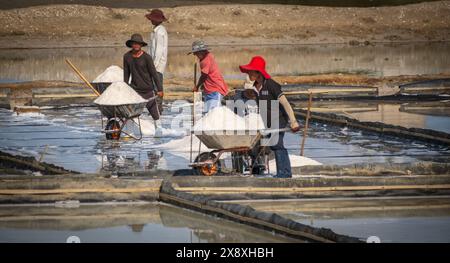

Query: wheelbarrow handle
[
  {"left": 260, "top": 127, "right": 292, "bottom": 136},
  {"left": 146, "top": 96, "right": 159, "bottom": 102}
]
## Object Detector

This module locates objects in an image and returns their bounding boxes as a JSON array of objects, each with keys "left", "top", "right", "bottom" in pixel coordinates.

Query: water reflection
[
  {"left": 293, "top": 100, "right": 450, "bottom": 133},
  {"left": 235, "top": 197, "right": 450, "bottom": 242},
  {"left": 100, "top": 149, "right": 163, "bottom": 173},
  {"left": 1, "top": 42, "right": 449, "bottom": 82},
  {"left": 0, "top": 203, "right": 298, "bottom": 243}
]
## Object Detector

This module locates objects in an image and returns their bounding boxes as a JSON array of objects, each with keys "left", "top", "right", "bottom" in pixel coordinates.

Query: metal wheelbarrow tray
[
  {"left": 97, "top": 102, "right": 147, "bottom": 119},
  {"left": 95, "top": 101, "right": 148, "bottom": 140},
  {"left": 195, "top": 130, "right": 262, "bottom": 150},
  {"left": 190, "top": 130, "right": 263, "bottom": 176}
]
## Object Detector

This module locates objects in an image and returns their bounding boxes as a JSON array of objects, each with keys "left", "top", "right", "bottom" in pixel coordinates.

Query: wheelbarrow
[
  {"left": 91, "top": 82, "right": 154, "bottom": 141},
  {"left": 189, "top": 128, "right": 292, "bottom": 176},
  {"left": 189, "top": 130, "right": 261, "bottom": 176},
  {"left": 95, "top": 101, "right": 149, "bottom": 140}
]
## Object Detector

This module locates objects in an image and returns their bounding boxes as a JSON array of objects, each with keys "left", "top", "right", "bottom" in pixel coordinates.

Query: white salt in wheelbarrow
[
  {"left": 64, "top": 60, "right": 149, "bottom": 141},
  {"left": 95, "top": 97, "right": 156, "bottom": 140},
  {"left": 189, "top": 128, "right": 290, "bottom": 176}
]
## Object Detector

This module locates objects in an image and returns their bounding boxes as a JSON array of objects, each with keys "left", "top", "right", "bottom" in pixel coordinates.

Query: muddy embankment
[{"left": 1, "top": 1, "right": 450, "bottom": 48}]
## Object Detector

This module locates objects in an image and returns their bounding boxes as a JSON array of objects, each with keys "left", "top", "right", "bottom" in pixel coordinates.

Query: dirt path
[{"left": 0, "top": 1, "right": 449, "bottom": 48}]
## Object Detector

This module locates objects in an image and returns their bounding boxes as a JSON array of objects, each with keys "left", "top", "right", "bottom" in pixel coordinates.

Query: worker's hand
[
  {"left": 192, "top": 86, "right": 199, "bottom": 92},
  {"left": 290, "top": 121, "right": 301, "bottom": 133},
  {"left": 157, "top": 91, "right": 164, "bottom": 98}
]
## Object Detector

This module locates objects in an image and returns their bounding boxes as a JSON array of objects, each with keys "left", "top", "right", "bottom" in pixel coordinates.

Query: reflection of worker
[
  {"left": 123, "top": 33, "right": 163, "bottom": 129},
  {"left": 239, "top": 56, "right": 300, "bottom": 178},
  {"left": 189, "top": 40, "right": 228, "bottom": 112}
]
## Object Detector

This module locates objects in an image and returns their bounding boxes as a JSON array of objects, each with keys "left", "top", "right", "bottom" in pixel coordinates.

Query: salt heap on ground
[
  {"left": 269, "top": 155, "right": 321, "bottom": 171},
  {"left": 94, "top": 82, "right": 146, "bottom": 105},
  {"left": 193, "top": 106, "right": 265, "bottom": 131},
  {"left": 93, "top": 65, "right": 123, "bottom": 83}
]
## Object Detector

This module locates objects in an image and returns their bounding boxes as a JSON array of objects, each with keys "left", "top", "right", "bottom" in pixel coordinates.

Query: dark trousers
[
  {"left": 269, "top": 132, "right": 292, "bottom": 178},
  {"left": 141, "top": 72, "right": 164, "bottom": 121},
  {"left": 146, "top": 94, "right": 162, "bottom": 121}
]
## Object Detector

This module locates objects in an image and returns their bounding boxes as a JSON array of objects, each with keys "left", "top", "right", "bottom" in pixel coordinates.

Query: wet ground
[
  {"left": 293, "top": 100, "right": 450, "bottom": 133},
  {"left": 0, "top": 101, "right": 448, "bottom": 173},
  {"left": 1, "top": 42, "right": 449, "bottom": 83},
  {"left": 0, "top": 202, "right": 299, "bottom": 243},
  {"left": 233, "top": 196, "right": 450, "bottom": 243}
]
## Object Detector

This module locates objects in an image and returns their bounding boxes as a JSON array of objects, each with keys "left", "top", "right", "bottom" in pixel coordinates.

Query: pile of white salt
[
  {"left": 193, "top": 106, "right": 265, "bottom": 132},
  {"left": 94, "top": 82, "right": 146, "bottom": 106},
  {"left": 93, "top": 65, "right": 123, "bottom": 83}
]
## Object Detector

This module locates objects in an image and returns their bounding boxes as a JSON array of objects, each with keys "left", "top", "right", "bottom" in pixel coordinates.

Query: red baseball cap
[{"left": 239, "top": 56, "right": 271, "bottom": 79}]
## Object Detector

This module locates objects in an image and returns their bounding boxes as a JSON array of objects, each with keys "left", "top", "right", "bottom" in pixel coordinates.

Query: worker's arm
[
  {"left": 279, "top": 95, "right": 300, "bottom": 132},
  {"left": 146, "top": 55, "right": 164, "bottom": 97},
  {"left": 123, "top": 55, "right": 130, "bottom": 84},
  {"left": 193, "top": 73, "right": 208, "bottom": 92}
]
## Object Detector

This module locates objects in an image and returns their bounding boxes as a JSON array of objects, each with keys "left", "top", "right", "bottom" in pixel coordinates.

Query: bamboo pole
[
  {"left": 190, "top": 62, "right": 197, "bottom": 163},
  {"left": 300, "top": 92, "right": 313, "bottom": 156},
  {"left": 64, "top": 58, "right": 100, "bottom": 96}
]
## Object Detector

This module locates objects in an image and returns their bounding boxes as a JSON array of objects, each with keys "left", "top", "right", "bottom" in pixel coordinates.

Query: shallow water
[
  {"left": 0, "top": 203, "right": 298, "bottom": 243},
  {"left": 234, "top": 196, "right": 450, "bottom": 243},
  {"left": 293, "top": 100, "right": 450, "bottom": 133},
  {"left": 1, "top": 42, "right": 449, "bottom": 83},
  {"left": 0, "top": 103, "right": 448, "bottom": 173}
]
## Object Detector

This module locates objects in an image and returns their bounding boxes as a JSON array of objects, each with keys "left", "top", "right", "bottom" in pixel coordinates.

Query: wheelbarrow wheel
[
  {"left": 194, "top": 152, "right": 220, "bottom": 176},
  {"left": 105, "top": 119, "right": 121, "bottom": 140}
]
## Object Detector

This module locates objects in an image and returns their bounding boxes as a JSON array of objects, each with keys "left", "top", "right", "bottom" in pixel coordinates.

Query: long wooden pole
[
  {"left": 65, "top": 58, "right": 100, "bottom": 96},
  {"left": 190, "top": 62, "right": 197, "bottom": 163},
  {"left": 300, "top": 92, "right": 313, "bottom": 156}
]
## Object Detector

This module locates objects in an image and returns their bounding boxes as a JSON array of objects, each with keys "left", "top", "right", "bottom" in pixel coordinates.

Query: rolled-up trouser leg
[{"left": 269, "top": 132, "right": 292, "bottom": 178}]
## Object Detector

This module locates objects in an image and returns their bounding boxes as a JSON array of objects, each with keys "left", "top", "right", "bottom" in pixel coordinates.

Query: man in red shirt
[{"left": 189, "top": 40, "right": 228, "bottom": 112}]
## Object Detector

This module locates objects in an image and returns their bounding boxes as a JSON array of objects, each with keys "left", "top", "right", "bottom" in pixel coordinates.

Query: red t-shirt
[{"left": 200, "top": 52, "right": 228, "bottom": 96}]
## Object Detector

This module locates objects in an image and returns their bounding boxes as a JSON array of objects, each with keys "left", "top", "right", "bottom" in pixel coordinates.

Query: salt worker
[
  {"left": 145, "top": 9, "right": 168, "bottom": 90},
  {"left": 239, "top": 56, "right": 300, "bottom": 178},
  {"left": 123, "top": 33, "right": 163, "bottom": 130},
  {"left": 189, "top": 40, "right": 228, "bottom": 112}
]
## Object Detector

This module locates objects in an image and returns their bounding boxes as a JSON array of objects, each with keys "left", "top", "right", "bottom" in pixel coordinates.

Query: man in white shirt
[
  {"left": 145, "top": 9, "right": 168, "bottom": 86},
  {"left": 145, "top": 9, "right": 168, "bottom": 133}
]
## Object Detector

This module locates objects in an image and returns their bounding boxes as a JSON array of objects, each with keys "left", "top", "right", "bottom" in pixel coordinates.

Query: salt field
[
  {"left": 0, "top": 101, "right": 448, "bottom": 174},
  {"left": 1, "top": 41, "right": 449, "bottom": 245}
]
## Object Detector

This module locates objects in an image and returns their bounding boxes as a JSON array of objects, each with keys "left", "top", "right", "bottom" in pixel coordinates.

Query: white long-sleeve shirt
[{"left": 149, "top": 24, "right": 168, "bottom": 74}]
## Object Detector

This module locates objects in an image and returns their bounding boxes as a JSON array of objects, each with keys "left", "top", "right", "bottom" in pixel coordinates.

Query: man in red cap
[
  {"left": 239, "top": 56, "right": 300, "bottom": 178},
  {"left": 145, "top": 9, "right": 168, "bottom": 93}
]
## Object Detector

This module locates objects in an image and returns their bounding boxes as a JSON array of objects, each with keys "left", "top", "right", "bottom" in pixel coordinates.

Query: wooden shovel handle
[{"left": 65, "top": 58, "right": 100, "bottom": 97}]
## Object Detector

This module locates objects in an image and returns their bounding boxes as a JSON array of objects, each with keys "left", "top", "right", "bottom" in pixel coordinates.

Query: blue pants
[
  {"left": 270, "top": 132, "right": 292, "bottom": 178},
  {"left": 204, "top": 92, "right": 222, "bottom": 112}
]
